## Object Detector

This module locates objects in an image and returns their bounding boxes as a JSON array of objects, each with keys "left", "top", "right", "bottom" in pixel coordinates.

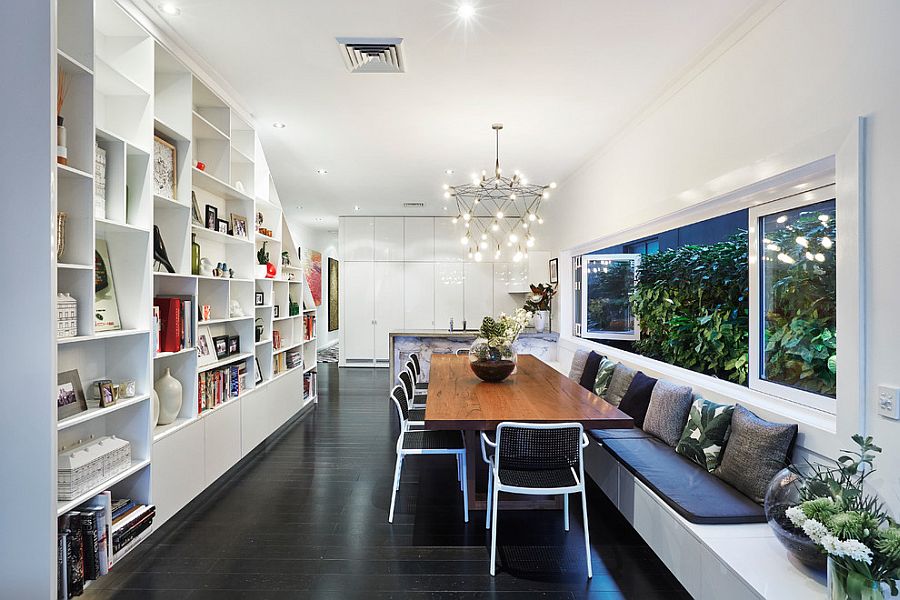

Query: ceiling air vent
[
  {"left": 403, "top": 202, "right": 425, "bottom": 209},
  {"left": 336, "top": 37, "right": 405, "bottom": 74}
]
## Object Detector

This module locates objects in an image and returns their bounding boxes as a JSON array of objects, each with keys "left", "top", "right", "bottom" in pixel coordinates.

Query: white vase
[
  {"left": 534, "top": 310, "right": 548, "bottom": 333},
  {"left": 155, "top": 368, "right": 182, "bottom": 426},
  {"left": 151, "top": 389, "right": 160, "bottom": 427}
]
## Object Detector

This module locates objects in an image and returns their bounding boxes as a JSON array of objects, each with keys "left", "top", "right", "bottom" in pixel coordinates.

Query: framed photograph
[
  {"left": 152, "top": 135, "right": 177, "bottom": 200},
  {"left": 96, "top": 379, "right": 116, "bottom": 408},
  {"left": 191, "top": 191, "right": 202, "bottom": 225},
  {"left": 197, "top": 326, "right": 216, "bottom": 366},
  {"left": 205, "top": 205, "right": 218, "bottom": 230},
  {"left": 57, "top": 369, "right": 88, "bottom": 420},
  {"left": 212, "top": 335, "right": 229, "bottom": 359},
  {"left": 227, "top": 336, "right": 240, "bottom": 355},
  {"left": 255, "top": 356, "right": 263, "bottom": 384},
  {"left": 549, "top": 257, "right": 559, "bottom": 284},
  {"left": 216, "top": 219, "right": 229, "bottom": 235},
  {"left": 328, "top": 257, "right": 339, "bottom": 332},
  {"left": 254, "top": 291, "right": 264, "bottom": 306},
  {"left": 273, "top": 305, "right": 280, "bottom": 318},
  {"left": 230, "top": 213, "right": 248, "bottom": 239},
  {"left": 95, "top": 239, "right": 121, "bottom": 332}
]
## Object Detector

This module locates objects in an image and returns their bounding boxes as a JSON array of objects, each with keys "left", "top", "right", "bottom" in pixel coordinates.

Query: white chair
[
  {"left": 388, "top": 384, "right": 468, "bottom": 524},
  {"left": 398, "top": 367, "right": 426, "bottom": 410},
  {"left": 480, "top": 422, "right": 592, "bottom": 578},
  {"left": 408, "top": 353, "right": 429, "bottom": 397}
]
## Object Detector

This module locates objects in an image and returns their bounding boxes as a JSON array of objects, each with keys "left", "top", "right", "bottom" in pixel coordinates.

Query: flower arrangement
[
  {"left": 477, "top": 309, "right": 531, "bottom": 351},
  {"left": 524, "top": 283, "right": 557, "bottom": 312},
  {"left": 784, "top": 435, "right": 900, "bottom": 598}
]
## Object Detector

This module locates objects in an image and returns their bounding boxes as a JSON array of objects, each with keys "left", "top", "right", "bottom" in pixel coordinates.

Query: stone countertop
[{"left": 390, "top": 329, "right": 559, "bottom": 340}]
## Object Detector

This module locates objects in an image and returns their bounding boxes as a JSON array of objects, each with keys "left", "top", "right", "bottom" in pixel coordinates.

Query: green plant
[
  {"left": 257, "top": 241, "right": 269, "bottom": 265},
  {"left": 473, "top": 309, "right": 531, "bottom": 361},
  {"left": 524, "top": 283, "right": 557, "bottom": 312}
]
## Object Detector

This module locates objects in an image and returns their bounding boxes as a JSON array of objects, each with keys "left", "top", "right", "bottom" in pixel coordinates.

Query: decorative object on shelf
[
  {"left": 57, "top": 369, "right": 88, "bottom": 420},
  {"left": 200, "top": 304, "right": 211, "bottom": 321},
  {"left": 117, "top": 379, "right": 136, "bottom": 399},
  {"left": 765, "top": 465, "right": 826, "bottom": 570},
  {"left": 57, "top": 292, "right": 78, "bottom": 339},
  {"left": 216, "top": 219, "right": 229, "bottom": 235},
  {"left": 213, "top": 262, "right": 231, "bottom": 278},
  {"left": 199, "top": 258, "right": 214, "bottom": 277},
  {"left": 58, "top": 435, "right": 131, "bottom": 501},
  {"left": 549, "top": 257, "right": 559, "bottom": 284},
  {"left": 153, "top": 225, "right": 176, "bottom": 273},
  {"left": 227, "top": 336, "right": 240, "bottom": 355},
  {"left": 56, "top": 67, "right": 69, "bottom": 165},
  {"left": 255, "top": 318, "right": 263, "bottom": 342},
  {"left": 256, "top": 211, "right": 264, "bottom": 232},
  {"left": 196, "top": 326, "right": 215, "bottom": 366},
  {"left": 328, "top": 257, "right": 339, "bottom": 332},
  {"left": 444, "top": 124, "right": 555, "bottom": 262},
  {"left": 191, "top": 191, "right": 202, "bottom": 225},
  {"left": 151, "top": 388, "right": 160, "bottom": 426},
  {"left": 154, "top": 368, "right": 182, "bottom": 426},
  {"left": 773, "top": 435, "right": 899, "bottom": 599},
  {"left": 255, "top": 356, "right": 263, "bottom": 384},
  {"left": 302, "top": 248, "right": 322, "bottom": 306},
  {"left": 212, "top": 335, "right": 229, "bottom": 359},
  {"left": 289, "top": 298, "right": 299, "bottom": 317},
  {"left": 195, "top": 160, "right": 206, "bottom": 172},
  {"left": 257, "top": 241, "right": 274, "bottom": 279},
  {"left": 234, "top": 180, "right": 244, "bottom": 193},
  {"left": 56, "top": 212, "right": 67, "bottom": 260},
  {"left": 153, "top": 135, "right": 177, "bottom": 200},
  {"left": 282, "top": 251, "right": 291, "bottom": 266},
  {"left": 94, "top": 145, "right": 107, "bottom": 219},
  {"left": 524, "top": 283, "right": 557, "bottom": 333},
  {"left": 468, "top": 309, "right": 531, "bottom": 383},
  {"left": 94, "top": 239, "right": 121, "bottom": 332},
  {"left": 273, "top": 305, "right": 280, "bottom": 318},
  {"left": 273, "top": 330, "right": 281, "bottom": 349},
  {"left": 205, "top": 205, "right": 218, "bottom": 230},
  {"left": 229, "top": 299, "right": 244, "bottom": 318},
  {"left": 93, "top": 379, "right": 116, "bottom": 408},
  {"left": 191, "top": 234, "right": 200, "bottom": 275},
  {"left": 254, "top": 291, "right": 264, "bottom": 306},
  {"left": 230, "top": 213, "right": 248, "bottom": 239}
]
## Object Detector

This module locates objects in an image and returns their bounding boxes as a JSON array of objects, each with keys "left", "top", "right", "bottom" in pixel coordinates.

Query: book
[
  {"left": 94, "top": 239, "right": 121, "bottom": 332},
  {"left": 84, "top": 492, "right": 112, "bottom": 575},
  {"left": 111, "top": 498, "right": 134, "bottom": 520},
  {"left": 153, "top": 297, "right": 182, "bottom": 353},
  {"left": 62, "top": 512, "right": 84, "bottom": 597},
  {"left": 79, "top": 511, "right": 99, "bottom": 581},
  {"left": 57, "top": 531, "right": 68, "bottom": 600}
]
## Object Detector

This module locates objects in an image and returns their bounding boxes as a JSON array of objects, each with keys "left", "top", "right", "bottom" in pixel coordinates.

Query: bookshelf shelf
[
  {"left": 191, "top": 223, "right": 252, "bottom": 246},
  {"left": 58, "top": 262, "right": 93, "bottom": 271},
  {"left": 152, "top": 416, "right": 195, "bottom": 443},
  {"left": 200, "top": 315, "right": 253, "bottom": 326},
  {"left": 57, "top": 394, "right": 150, "bottom": 431},
  {"left": 57, "top": 459, "right": 151, "bottom": 516},
  {"left": 58, "top": 328, "right": 150, "bottom": 345},
  {"left": 96, "top": 217, "right": 151, "bottom": 236},
  {"left": 154, "top": 347, "right": 195, "bottom": 360},
  {"left": 273, "top": 341, "right": 303, "bottom": 355},
  {"left": 191, "top": 167, "right": 253, "bottom": 203},
  {"left": 198, "top": 351, "right": 253, "bottom": 373},
  {"left": 58, "top": 163, "right": 93, "bottom": 180},
  {"left": 303, "top": 363, "right": 317, "bottom": 374},
  {"left": 153, "top": 193, "right": 189, "bottom": 211}
]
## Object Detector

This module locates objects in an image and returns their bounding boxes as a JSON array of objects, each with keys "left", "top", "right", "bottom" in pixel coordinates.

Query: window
[
  {"left": 580, "top": 254, "right": 641, "bottom": 340},
  {"left": 750, "top": 186, "right": 837, "bottom": 413},
  {"left": 623, "top": 237, "right": 659, "bottom": 255}
]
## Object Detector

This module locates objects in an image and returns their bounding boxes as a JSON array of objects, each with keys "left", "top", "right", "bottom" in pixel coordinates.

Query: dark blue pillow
[
  {"left": 578, "top": 351, "right": 604, "bottom": 390},
  {"left": 618, "top": 371, "right": 658, "bottom": 428}
]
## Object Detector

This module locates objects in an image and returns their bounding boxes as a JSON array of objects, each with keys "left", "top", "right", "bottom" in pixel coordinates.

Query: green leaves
[{"left": 675, "top": 398, "right": 735, "bottom": 471}]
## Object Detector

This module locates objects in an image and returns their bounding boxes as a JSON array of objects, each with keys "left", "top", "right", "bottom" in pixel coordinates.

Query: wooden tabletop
[{"left": 424, "top": 354, "right": 634, "bottom": 431}]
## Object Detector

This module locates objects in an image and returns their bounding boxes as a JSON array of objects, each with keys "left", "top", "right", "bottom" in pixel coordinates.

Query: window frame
[
  {"left": 748, "top": 184, "right": 838, "bottom": 414},
  {"left": 580, "top": 253, "right": 642, "bottom": 341}
]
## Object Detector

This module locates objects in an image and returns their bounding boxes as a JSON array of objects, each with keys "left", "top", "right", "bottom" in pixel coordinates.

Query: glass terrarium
[
  {"left": 764, "top": 466, "right": 827, "bottom": 571},
  {"left": 468, "top": 338, "right": 517, "bottom": 383}
]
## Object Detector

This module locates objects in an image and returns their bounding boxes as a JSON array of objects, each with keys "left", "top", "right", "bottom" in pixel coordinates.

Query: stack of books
[
  {"left": 302, "top": 314, "right": 315, "bottom": 341},
  {"left": 110, "top": 499, "right": 155, "bottom": 560},
  {"left": 153, "top": 296, "right": 194, "bottom": 354},
  {"left": 198, "top": 363, "right": 246, "bottom": 412},
  {"left": 286, "top": 348, "right": 302, "bottom": 370},
  {"left": 303, "top": 370, "right": 316, "bottom": 400}
]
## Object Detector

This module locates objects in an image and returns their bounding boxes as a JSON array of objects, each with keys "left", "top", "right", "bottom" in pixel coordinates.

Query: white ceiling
[{"left": 138, "top": 0, "right": 760, "bottom": 230}]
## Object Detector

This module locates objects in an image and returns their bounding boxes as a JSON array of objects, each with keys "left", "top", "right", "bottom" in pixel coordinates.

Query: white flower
[
  {"left": 786, "top": 505, "right": 808, "bottom": 527},
  {"left": 802, "top": 518, "right": 829, "bottom": 544},
  {"left": 825, "top": 537, "right": 873, "bottom": 564}
]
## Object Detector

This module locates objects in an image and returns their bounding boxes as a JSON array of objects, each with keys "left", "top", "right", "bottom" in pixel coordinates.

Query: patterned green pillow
[
  {"left": 675, "top": 398, "right": 735, "bottom": 472},
  {"left": 592, "top": 359, "right": 617, "bottom": 397}
]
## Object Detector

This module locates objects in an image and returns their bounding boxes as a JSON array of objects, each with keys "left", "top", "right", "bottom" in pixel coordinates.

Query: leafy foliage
[
  {"left": 524, "top": 283, "right": 557, "bottom": 312},
  {"left": 675, "top": 399, "right": 735, "bottom": 471},
  {"left": 257, "top": 241, "right": 270, "bottom": 265}
]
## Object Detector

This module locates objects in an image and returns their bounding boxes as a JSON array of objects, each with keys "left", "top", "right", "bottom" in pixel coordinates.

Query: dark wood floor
[{"left": 85, "top": 364, "right": 691, "bottom": 599}]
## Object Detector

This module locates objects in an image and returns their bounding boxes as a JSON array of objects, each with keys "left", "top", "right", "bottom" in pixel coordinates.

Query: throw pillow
[
  {"left": 643, "top": 380, "right": 694, "bottom": 446},
  {"left": 592, "top": 358, "right": 618, "bottom": 397},
  {"left": 568, "top": 350, "right": 591, "bottom": 382},
  {"left": 604, "top": 363, "right": 637, "bottom": 407},
  {"left": 578, "top": 351, "right": 603, "bottom": 390},
  {"left": 617, "top": 371, "right": 657, "bottom": 428},
  {"left": 714, "top": 405, "right": 798, "bottom": 504},
  {"left": 675, "top": 398, "right": 735, "bottom": 471}
]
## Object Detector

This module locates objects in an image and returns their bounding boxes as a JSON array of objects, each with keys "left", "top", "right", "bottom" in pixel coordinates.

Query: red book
[{"left": 153, "top": 297, "right": 182, "bottom": 353}]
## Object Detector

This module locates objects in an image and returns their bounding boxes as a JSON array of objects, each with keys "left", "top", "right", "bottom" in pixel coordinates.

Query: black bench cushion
[
  {"left": 588, "top": 428, "right": 652, "bottom": 442},
  {"left": 600, "top": 437, "right": 765, "bottom": 525}
]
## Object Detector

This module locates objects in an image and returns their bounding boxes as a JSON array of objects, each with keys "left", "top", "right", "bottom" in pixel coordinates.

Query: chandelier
[{"left": 443, "top": 124, "right": 555, "bottom": 262}]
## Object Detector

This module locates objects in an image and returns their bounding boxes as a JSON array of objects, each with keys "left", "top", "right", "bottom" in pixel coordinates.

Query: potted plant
[
  {"left": 257, "top": 241, "right": 275, "bottom": 279},
  {"left": 468, "top": 309, "right": 531, "bottom": 382},
  {"left": 524, "top": 283, "right": 557, "bottom": 333},
  {"left": 766, "top": 435, "right": 900, "bottom": 599}
]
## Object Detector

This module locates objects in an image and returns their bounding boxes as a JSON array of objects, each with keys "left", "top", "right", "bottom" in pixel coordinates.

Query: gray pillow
[
  {"left": 714, "top": 405, "right": 798, "bottom": 504},
  {"left": 604, "top": 363, "right": 636, "bottom": 407},
  {"left": 643, "top": 380, "right": 694, "bottom": 446},
  {"left": 568, "top": 350, "right": 591, "bottom": 382}
]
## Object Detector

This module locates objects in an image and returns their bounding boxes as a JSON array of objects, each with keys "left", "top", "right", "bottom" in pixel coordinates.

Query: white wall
[
  {"left": 543, "top": 1, "right": 900, "bottom": 511},
  {"left": 287, "top": 222, "right": 339, "bottom": 349}
]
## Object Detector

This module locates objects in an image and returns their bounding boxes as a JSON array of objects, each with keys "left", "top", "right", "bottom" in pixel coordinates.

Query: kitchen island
[{"left": 389, "top": 329, "right": 559, "bottom": 383}]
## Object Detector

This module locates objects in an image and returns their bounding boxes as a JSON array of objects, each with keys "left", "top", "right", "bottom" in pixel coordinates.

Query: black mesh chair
[
  {"left": 388, "top": 384, "right": 468, "bottom": 523},
  {"left": 398, "top": 367, "right": 426, "bottom": 410},
  {"left": 408, "top": 353, "right": 429, "bottom": 397},
  {"left": 480, "top": 422, "right": 592, "bottom": 578}
]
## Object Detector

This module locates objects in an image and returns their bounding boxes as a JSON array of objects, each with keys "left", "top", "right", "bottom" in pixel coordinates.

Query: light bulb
[
  {"left": 479, "top": 240, "right": 487, "bottom": 249},
  {"left": 496, "top": 210, "right": 504, "bottom": 219},
  {"left": 460, "top": 236, "right": 469, "bottom": 245},
  {"left": 513, "top": 251, "right": 523, "bottom": 262},
  {"left": 463, "top": 212, "right": 471, "bottom": 221},
  {"left": 537, "top": 217, "right": 544, "bottom": 224},
  {"left": 481, "top": 233, "right": 487, "bottom": 240},
  {"left": 491, "top": 222, "right": 499, "bottom": 231},
  {"left": 507, "top": 241, "right": 512, "bottom": 247},
  {"left": 520, "top": 177, "right": 528, "bottom": 185},
  {"left": 464, "top": 221, "right": 470, "bottom": 228},
  {"left": 521, "top": 222, "right": 528, "bottom": 229},
  {"left": 549, "top": 182, "right": 557, "bottom": 189},
  {"left": 526, "top": 237, "right": 535, "bottom": 248},
  {"left": 443, "top": 192, "right": 451, "bottom": 199},
  {"left": 523, "top": 251, "right": 528, "bottom": 259},
  {"left": 508, "top": 233, "right": 518, "bottom": 243},
  {"left": 159, "top": 3, "right": 181, "bottom": 15},
  {"left": 442, "top": 183, "right": 449, "bottom": 190},
  {"left": 451, "top": 217, "right": 458, "bottom": 224},
  {"left": 474, "top": 251, "right": 483, "bottom": 262},
  {"left": 473, "top": 198, "right": 479, "bottom": 204},
  {"left": 509, "top": 193, "right": 516, "bottom": 200},
  {"left": 542, "top": 191, "right": 550, "bottom": 199},
  {"left": 468, "top": 251, "right": 473, "bottom": 259},
  {"left": 528, "top": 213, "right": 536, "bottom": 222},
  {"left": 495, "top": 250, "right": 501, "bottom": 259}
]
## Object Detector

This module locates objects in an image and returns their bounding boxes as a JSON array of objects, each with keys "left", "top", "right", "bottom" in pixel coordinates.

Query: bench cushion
[
  {"left": 600, "top": 437, "right": 766, "bottom": 524},
  {"left": 588, "top": 428, "right": 652, "bottom": 442}
]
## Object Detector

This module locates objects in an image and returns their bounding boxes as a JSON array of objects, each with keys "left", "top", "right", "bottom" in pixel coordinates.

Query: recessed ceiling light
[
  {"left": 354, "top": 205, "right": 360, "bottom": 211},
  {"left": 457, "top": 3, "right": 475, "bottom": 19},
  {"left": 315, "top": 217, "right": 324, "bottom": 222},
  {"left": 315, "top": 169, "right": 328, "bottom": 175},
  {"left": 272, "top": 122, "right": 286, "bottom": 129},
  {"left": 445, "top": 169, "right": 454, "bottom": 175},
  {"left": 159, "top": 3, "right": 181, "bottom": 16}
]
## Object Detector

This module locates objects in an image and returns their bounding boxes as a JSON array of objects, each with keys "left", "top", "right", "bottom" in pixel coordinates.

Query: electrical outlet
[{"left": 877, "top": 386, "right": 900, "bottom": 420}]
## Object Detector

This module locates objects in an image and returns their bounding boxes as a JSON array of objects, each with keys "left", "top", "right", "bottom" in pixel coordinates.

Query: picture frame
[
  {"left": 227, "top": 335, "right": 240, "bottom": 356},
  {"left": 212, "top": 335, "right": 230, "bottom": 360},
  {"left": 205, "top": 205, "right": 218, "bottom": 230},
  {"left": 273, "top": 305, "right": 280, "bottom": 318},
  {"left": 95, "top": 379, "right": 116, "bottom": 408},
  {"left": 216, "top": 219, "right": 230, "bottom": 235},
  {"left": 549, "top": 257, "right": 559, "bottom": 284},
  {"left": 57, "top": 369, "right": 88, "bottom": 420},
  {"left": 254, "top": 291, "right": 264, "bottom": 306},
  {"left": 196, "top": 326, "right": 216, "bottom": 366},
  {"left": 191, "top": 191, "right": 202, "bottom": 225},
  {"left": 152, "top": 135, "right": 177, "bottom": 201},
  {"left": 230, "top": 213, "right": 248, "bottom": 239},
  {"left": 255, "top": 356, "right": 263, "bottom": 384}
]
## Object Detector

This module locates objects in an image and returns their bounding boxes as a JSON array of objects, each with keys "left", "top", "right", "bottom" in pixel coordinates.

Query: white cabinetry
[
  {"left": 464, "top": 262, "right": 494, "bottom": 326},
  {"left": 403, "top": 217, "right": 434, "bottom": 261},
  {"left": 506, "top": 251, "right": 549, "bottom": 292},
  {"left": 404, "top": 262, "right": 435, "bottom": 329},
  {"left": 340, "top": 216, "right": 374, "bottom": 261},
  {"left": 493, "top": 263, "right": 521, "bottom": 316},
  {"left": 343, "top": 261, "right": 375, "bottom": 359},
  {"left": 374, "top": 217, "right": 404, "bottom": 261},
  {"left": 434, "top": 217, "right": 464, "bottom": 262},
  {"left": 434, "top": 263, "right": 464, "bottom": 330},
  {"left": 374, "top": 262, "right": 404, "bottom": 359}
]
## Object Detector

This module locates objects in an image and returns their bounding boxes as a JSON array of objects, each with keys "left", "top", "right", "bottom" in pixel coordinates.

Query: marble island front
[{"left": 389, "top": 329, "right": 560, "bottom": 382}]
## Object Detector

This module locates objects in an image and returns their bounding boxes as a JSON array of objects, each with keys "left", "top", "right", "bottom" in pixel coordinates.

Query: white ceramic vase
[
  {"left": 155, "top": 368, "right": 182, "bottom": 426},
  {"left": 151, "top": 389, "right": 160, "bottom": 427},
  {"left": 533, "top": 310, "right": 548, "bottom": 333}
]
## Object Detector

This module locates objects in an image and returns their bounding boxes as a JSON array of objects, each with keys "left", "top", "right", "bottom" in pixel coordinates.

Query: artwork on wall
[
  {"left": 302, "top": 248, "right": 323, "bottom": 306},
  {"left": 152, "top": 135, "right": 177, "bottom": 200},
  {"left": 94, "top": 239, "right": 121, "bottom": 332},
  {"left": 58, "top": 369, "right": 88, "bottom": 420},
  {"left": 328, "top": 257, "right": 339, "bottom": 332},
  {"left": 549, "top": 257, "right": 559, "bottom": 284}
]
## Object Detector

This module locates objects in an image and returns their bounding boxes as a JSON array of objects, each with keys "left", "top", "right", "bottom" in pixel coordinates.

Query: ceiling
[{"left": 137, "top": 0, "right": 760, "bottom": 230}]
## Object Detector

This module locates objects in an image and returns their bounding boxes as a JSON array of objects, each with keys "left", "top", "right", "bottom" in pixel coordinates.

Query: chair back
[
  {"left": 398, "top": 368, "right": 415, "bottom": 403},
  {"left": 495, "top": 422, "right": 584, "bottom": 472},
  {"left": 389, "top": 384, "right": 410, "bottom": 425},
  {"left": 409, "top": 353, "right": 421, "bottom": 378}
]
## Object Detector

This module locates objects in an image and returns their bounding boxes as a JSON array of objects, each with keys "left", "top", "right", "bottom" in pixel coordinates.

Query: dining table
[{"left": 425, "top": 353, "right": 634, "bottom": 509}]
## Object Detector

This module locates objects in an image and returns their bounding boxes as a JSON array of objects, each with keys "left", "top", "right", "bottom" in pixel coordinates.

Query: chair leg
[
  {"left": 388, "top": 454, "right": 403, "bottom": 523},
  {"left": 581, "top": 489, "right": 592, "bottom": 578},
  {"left": 485, "top": 470, "right": 492, "bottom": 529},
  {"left": 456, "top": 455, "right": 461, "bottom": 482},
  {"left": 564, "top": 493, "right": 570, "bottom": 531},
  {"left": 460, "top": 452, "right": 468, "bottom": 523},
  {"left": 490, "top": 478, "right": 499, "bottom": 576}
]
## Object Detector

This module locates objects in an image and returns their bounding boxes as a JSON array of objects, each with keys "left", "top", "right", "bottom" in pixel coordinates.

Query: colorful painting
[
  {"left": 328, "top": 257, "right": 339, "bottom": 331},
  {"left": 302, "top": 248, "right": 323, "bottom": 306}
]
